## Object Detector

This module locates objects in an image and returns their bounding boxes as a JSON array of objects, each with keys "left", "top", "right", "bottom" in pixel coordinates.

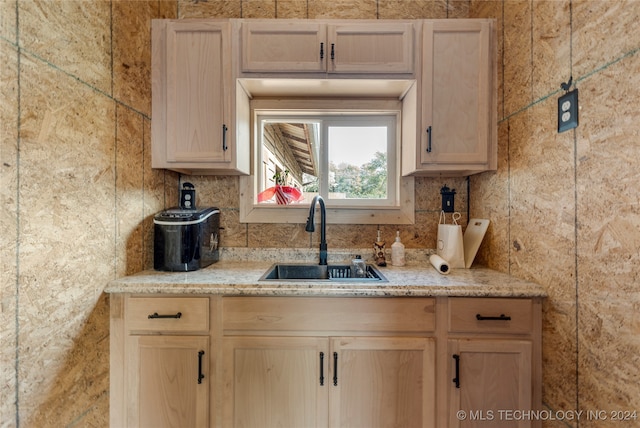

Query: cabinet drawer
[
  {"left": 448, "top": 298, "right": 532, "bottom": 334},
  {"left": 127, "top": 297, "right": 209, "bottom": 333},
  {"left": 223, "top": 297, "right": 435, "bottom": 333}
]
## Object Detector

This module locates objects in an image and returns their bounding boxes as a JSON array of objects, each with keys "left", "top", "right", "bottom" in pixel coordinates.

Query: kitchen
[{"left": 1, "top": 1, "right": 638, "bottom": 427}]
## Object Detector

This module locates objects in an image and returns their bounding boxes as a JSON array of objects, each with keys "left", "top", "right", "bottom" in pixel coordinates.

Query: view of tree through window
[
  {"left": 327, "top": 125, "right": 388, "bottom": 200},
  {"left": 329, "top": 151, "right": 388, "bottom": 198}
]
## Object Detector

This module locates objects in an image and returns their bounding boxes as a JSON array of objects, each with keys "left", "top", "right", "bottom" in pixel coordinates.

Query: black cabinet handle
[
  {"left": 426, "top": 126, "right": 432, "bottom": 152},
  {"left": 333, "top": 352, "right": 338, "bottom": 386},
  {"left": 319, "top": 352, "right": 325, "bottom": 386},
  {"left": 330, "top": 43, "right": 335, "bottom": 60},
  {"left": 476, "top": 313, "right": 511, "bottom": 321},
  {"left": 198, "top": 350, "right": 205, "bottom": 384},
  {"left": 148, "top": 312, "right": 182, "bottom": 319},
  {"left": 452, "top": 354, "right": 460, "bottom": 388},
  {"left": 222, "top": 124, "right": 228, "bottom": 151},
  {"left": 320, "top": 42, "right": 324, "bottom": 60}
]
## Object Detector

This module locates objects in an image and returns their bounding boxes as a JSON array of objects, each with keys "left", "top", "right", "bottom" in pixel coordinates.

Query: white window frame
[
  {"left": 256, "top": 113, "right": 398, "bottom": 207},
  {"left": 239, "top": 98, "right": 415, "bottom": 225}
]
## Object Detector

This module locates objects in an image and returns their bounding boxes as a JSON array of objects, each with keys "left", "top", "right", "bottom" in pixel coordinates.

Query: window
[
  {"left": 239, "top": 87, "right": 415, "bottom": 225},
  {"left": 256, "top": 114, "right": 397, "bottom": 207}
]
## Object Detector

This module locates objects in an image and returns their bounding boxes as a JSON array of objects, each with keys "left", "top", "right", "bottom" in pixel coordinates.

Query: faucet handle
[{"left": 305, "top": 216, "right": 315, "bottom": 232}]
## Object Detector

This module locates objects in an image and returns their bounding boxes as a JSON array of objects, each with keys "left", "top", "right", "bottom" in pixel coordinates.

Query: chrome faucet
[{"left": 305, "top": 195, "right": 327, "bottom": 265}]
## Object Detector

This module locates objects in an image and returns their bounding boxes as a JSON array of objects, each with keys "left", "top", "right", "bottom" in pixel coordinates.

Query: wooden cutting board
[{"left": 463, "top": 219, "right": 490, "bottom": 268}]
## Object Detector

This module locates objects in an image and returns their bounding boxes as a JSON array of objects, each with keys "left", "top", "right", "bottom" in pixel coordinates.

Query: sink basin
[{"left": 259, "top": 263, "right": 387, "bottom": 282}]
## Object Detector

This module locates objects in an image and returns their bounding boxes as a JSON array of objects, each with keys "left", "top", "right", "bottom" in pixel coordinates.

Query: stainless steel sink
[{"left": 259, "top": 263, "right": 387, "bottom": 282}]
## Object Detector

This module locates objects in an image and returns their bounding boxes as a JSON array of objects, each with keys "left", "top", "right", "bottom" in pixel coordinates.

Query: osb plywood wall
[
  {"left": 468, "top": 2, "right": 640, "bottom": 427},
  {"left": 1, "top": 1, "right": 638, "bottom": 427}
]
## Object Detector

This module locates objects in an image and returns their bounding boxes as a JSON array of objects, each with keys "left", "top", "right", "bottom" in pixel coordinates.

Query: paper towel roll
[{"left": 429, "top": 254, "right": 450, "bottom": 275}]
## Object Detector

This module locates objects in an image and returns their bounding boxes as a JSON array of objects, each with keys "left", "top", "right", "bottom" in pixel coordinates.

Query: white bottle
[{"left": 391, "top": 231, "right": 405, "bottom": 266}]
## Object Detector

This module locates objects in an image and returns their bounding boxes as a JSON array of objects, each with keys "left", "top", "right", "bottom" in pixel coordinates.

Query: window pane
[
  {"left": 258, "top": 120, "right": 319, "bottom": 205},
  {"left": 327, "top": 126, "right": 388, "bottom": 200}
]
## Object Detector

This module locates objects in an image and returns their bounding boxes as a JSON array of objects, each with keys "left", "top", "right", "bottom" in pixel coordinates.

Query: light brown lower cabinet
[
  {"left": 128, "top": 335, "right": 210, "bottom": 428},
  {"left": 110, "top": 295, "right": 212, "bottom": 428},
  {"left": 223, "top": 336, "right": 436, "bottom": 428},
  {"left": 110, "top": 295, "right": 541, "bottom": 428},
  {"left": 448, "top": 339, "right": 532, "bottom": 428}
]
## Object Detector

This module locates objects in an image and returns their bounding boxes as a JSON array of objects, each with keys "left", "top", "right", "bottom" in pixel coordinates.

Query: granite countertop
[{"left": 105, "top": 249, "right": 546, "bottom": 298}]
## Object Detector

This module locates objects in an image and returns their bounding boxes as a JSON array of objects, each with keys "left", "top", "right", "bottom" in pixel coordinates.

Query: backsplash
[{"left": 1, "top": 1, "right": 638, "bottom": 427}]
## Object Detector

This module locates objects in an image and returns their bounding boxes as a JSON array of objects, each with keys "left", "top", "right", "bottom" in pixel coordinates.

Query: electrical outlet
[
  {"left": 440, "top": 185, "right": 456, "bottom": 213},
  {"left": 180, "top": 182, "right": 196, "bottom": 210},
  {"left": 558, "top": 88, "right": 579, "bottom": 133}
]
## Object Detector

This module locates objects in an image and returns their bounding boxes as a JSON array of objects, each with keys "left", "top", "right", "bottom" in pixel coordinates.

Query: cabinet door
[
  {"left": 223, "top": 336, "right": 329, "bottom": 428},
  {"left": 157, "top": 21, "right": 231, "bottom": 167},
  {"left": 330, "top": 337, "right": 436, "bottom": 428},
  {"left": 448, "top": 339, "right": 532, "bottom": 428},
  {"left": 127, "top": 335, "right": 209, "bottom": 428},
  {"left": 420, "top": 20, "right": 494, "bottom": 171},
  {"left": 327, "top": 22, "right": 414, "bottom": 74},
  {"left": 241, "top": 21, "right": 327, "bottom": 72}
]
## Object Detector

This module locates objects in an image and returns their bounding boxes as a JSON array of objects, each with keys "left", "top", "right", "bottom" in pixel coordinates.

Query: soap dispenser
[
  {"left": 374, "top": 230, "right": 387, "bottom": 266},
  {"left": 391, "top": 231, "right": 405, "bottom": 266}
]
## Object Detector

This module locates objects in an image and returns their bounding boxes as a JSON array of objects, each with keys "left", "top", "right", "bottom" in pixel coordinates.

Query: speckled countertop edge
[{"left": 106, "top": 248, "right": 547, "bottom": 298}]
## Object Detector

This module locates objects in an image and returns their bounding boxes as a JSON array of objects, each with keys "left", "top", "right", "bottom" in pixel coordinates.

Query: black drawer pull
[
  {"left": 452, "top": 354, "right": 460, "bottom": 388},
  {"left": 319, "top": 352, "right": 325, "bottom": 386},
  {"left": 148, "top": 312, "right": 182, "bottom": 319},
  {"left": 198, "top": 350, "right": 205, "bottom": 384},
  {"left": 222, "top": 124, "right": 228, "bottom": 151},
  {"left": 333, "top": 352, "right": 338, "bottom": 386},
  {"left": 476, "top": 313, "right": 511, "bottom": 321}
]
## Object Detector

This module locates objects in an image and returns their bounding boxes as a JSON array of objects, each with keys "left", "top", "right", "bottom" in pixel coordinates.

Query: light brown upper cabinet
[
  {"left": 150, "top": 19, "right": 496, "bottom": 177},
  {"left": 151, "top": 20, "right": 250, "bottom": 174},
  {"left": 402, "top": 19, "right": 497, "bottom": 176},
  {"left": 241, "top": 20, "right": 415, "bottom": 75}
]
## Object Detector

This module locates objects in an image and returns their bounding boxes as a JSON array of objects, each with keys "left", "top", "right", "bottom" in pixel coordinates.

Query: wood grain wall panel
[
  {"left": 508, "top": 98, "right": 576, "bottom": 294},
  {"left": 309, "top": 0, "right": 377, "bottom": 19},
  {"left": 497, "top": 95, "right": 578, "bottom": 420},
  {"left": 116, "top": 105, "right": 145, "bottom": 277},
  {"left": 532, "top": 0, "right": 571, "bottom": 100},
  {"left": 573, "top": 0, "right": 640, "bottom": 81},
  {"left": 275, "top": 0, "right": 308, "bottom": 18},
  {"left": 247, "top": 221, "right": 312, "bottom": 248},
  {"left": 575, "top": 52, "right": 640, "bottom": 422},
  {"left": 19, "top": 1, "right": 112, "bottom": 95},
  {"left": 179, "top": 0, "right": 241, "bottom": 19},
  {"left": 378, "top": 0, "right": 449, "bottom": 19},
  {"left": 469, "top": 120, "right": 509, "bottom": 272},
  {"left": 0, "top": 39, "right": 19, "bottom": 428},
  {"left": 503, "top": 0, "right": 532, "bottom": 116},
  {"left": 541, "top": 299, "right": 579, "bottom": 418},
  {"left": 113, "top": 1, "right": 162, "bottom": 117},
  {"left": 16, "top": 51, "right": 115, "bottom": 427},
  {"left": 0, "top": 0, "right": 16, "bottom": 42},
  {"left": 241, "top": 0, "right": 276, "bottom": 18}
]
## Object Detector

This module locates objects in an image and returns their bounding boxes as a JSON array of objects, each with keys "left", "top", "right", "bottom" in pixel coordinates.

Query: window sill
[{"left": 239, "top": 176, "right": 414, "bottom": 224}]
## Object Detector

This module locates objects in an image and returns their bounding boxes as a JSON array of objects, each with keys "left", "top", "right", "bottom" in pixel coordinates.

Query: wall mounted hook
[{"left": 560, "top": 76, "right": 573, "bottom": 92}]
